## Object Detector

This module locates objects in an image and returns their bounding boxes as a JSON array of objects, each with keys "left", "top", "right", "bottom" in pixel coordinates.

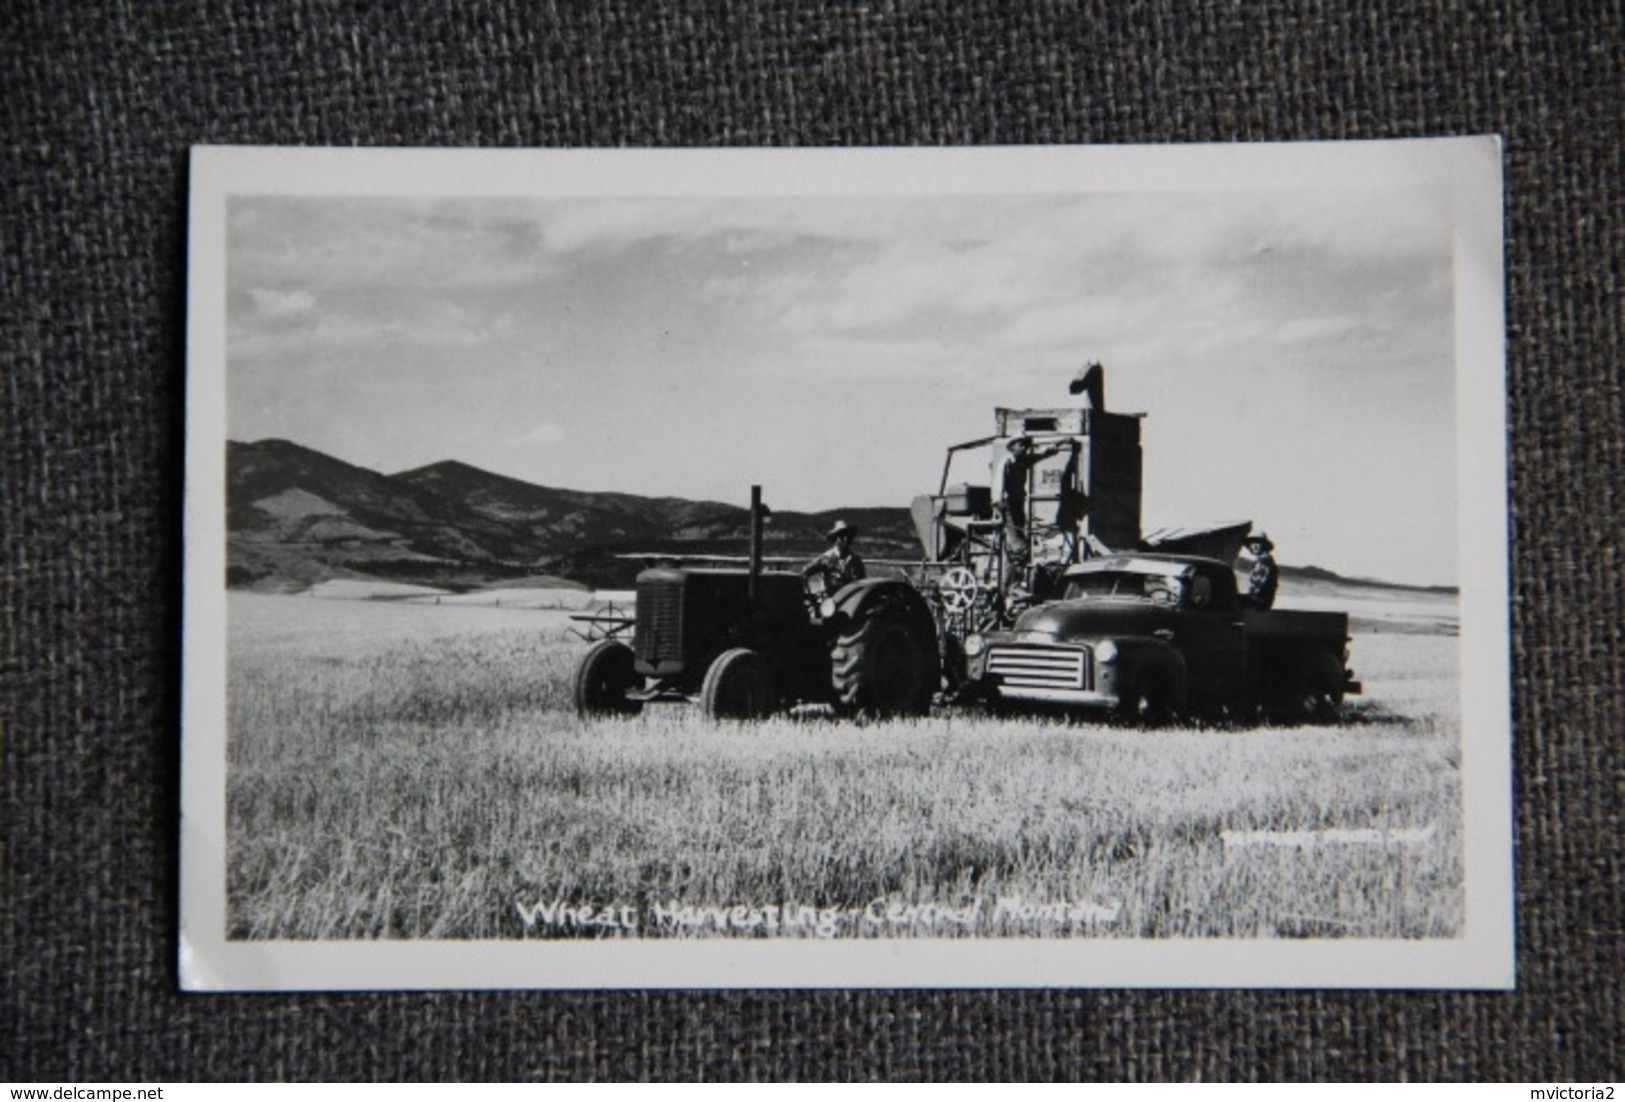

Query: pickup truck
[{"left": 959, "top": 553, "right": 1361, "bottom": 723}]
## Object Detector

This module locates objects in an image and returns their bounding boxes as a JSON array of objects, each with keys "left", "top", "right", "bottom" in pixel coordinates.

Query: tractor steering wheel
[{"left": 803, "top": 569, "right": 832, "bottom": 615}]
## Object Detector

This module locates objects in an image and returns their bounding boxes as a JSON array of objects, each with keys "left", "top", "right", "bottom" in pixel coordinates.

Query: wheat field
[{"left": 226, "top": 592, "right": 1462, "bottom": 941}]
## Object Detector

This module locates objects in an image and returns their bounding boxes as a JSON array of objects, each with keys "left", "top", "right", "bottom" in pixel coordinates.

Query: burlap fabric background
[{"left": 4, "top": 1, "right": 1620, "bottom": 1082}]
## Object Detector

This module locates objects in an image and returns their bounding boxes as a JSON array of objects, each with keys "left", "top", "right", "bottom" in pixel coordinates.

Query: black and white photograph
[{"left": 181, "top": 140, "right": 1510, "bottom": 989}]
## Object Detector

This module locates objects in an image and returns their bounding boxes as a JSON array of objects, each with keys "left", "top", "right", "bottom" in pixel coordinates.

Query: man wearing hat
[
  {"left": 803, "top": 520, "right": 867, "bottom": 593},
  {"left": 1000, "top": 435, "right": 1078, "bottom": 564},
  {"left": 1242, "top": 532, "right": 1279, "bottom": 610}
]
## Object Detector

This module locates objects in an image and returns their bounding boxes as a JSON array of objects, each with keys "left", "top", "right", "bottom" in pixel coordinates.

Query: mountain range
[
  {"left": 227, "top": 438, "right": 921, "bottom": 591},
  {"left": 227, "top": 438, "right": 1454, "bottom": 596}
]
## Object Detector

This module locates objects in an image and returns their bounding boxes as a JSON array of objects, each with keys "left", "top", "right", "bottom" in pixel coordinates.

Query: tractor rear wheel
[
  {"left": 700, "top": 647, "right": 776, "bottom": 720},
  {"left": 831, "top": 605, "right": 938, "bottom": 717},
  {"left": 574, "top": 639, "right": 641, "bottom": 717}
]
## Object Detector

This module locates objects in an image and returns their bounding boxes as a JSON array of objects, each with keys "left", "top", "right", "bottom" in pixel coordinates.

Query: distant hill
[
  {"left": 1284, "top": 563, "right": 1457, "bottom": 596},
  {"left": 225, "top": 438, "right": 1447, "bottom": 596},
  {"left": 226, "top": 439, "right": 917, "bottom": 591}
]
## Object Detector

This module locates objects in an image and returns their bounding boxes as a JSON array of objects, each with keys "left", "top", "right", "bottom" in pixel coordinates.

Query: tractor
[{"left": 573, "top": 487, "right": 940, "bottom": 720}]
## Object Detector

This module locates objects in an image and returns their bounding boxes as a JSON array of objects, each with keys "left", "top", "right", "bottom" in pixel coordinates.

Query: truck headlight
[
  {"left": 1094, "top": 639, "right": 1118, "bottom": 664},
  {"left": 963, "top": 633, "right": 986, "bottom": 658},
  {"left": 819, "top": 597, "right": 839, "bottom": 620}
]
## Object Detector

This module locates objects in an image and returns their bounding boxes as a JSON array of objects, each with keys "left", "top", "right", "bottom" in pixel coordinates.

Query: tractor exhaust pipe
[{"left": 748, "top": 484, "right": 764, "bottom": 603}]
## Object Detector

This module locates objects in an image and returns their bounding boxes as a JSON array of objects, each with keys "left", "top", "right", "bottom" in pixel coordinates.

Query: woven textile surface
[{"left": 3, "top": 1, "right": 1620, "bottom": 1082}]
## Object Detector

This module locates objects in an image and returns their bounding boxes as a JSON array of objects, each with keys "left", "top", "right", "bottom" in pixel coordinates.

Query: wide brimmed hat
[
  {"left": 1247, "top": 533, "right": 1275, "bottom": 552},
  {"left": 827, "top": 520, "right": 858, "bottom": 541}
]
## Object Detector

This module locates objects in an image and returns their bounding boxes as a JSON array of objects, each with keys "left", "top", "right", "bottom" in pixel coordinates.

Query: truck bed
[{"left": 1242, "top": 607, "right": 1349, "bottom": 643}]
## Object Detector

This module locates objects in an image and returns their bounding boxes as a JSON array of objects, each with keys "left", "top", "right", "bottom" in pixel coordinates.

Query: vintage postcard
[{"left": 181, "top": 140, "right": 1511, "bottom": 989}]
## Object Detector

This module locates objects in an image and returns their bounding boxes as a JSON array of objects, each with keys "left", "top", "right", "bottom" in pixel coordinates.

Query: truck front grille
[
  {"left": 987, "top": 644, "right": 1091, "bottom": 691},
  {"left": 635, "top": 580, "right": 683, "bottom": 667}
]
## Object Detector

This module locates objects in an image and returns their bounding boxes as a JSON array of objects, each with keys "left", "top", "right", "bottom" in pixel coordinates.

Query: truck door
[{"left": 1181, "top": 569, "right": 1247, "bottom": 704}]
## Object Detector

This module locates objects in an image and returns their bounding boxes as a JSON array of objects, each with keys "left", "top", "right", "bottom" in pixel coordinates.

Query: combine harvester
[{"left": 906, "top": 364, "right": 1250, "bottom": 680}]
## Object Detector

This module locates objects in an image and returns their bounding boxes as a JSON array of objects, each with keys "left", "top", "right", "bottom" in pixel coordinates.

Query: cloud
[
  {"left": 538, "top": 197, "right": 905, "bottom": 256},
  {"left": 511, "top": 422, "right": 566, "bottom": 446},
  {"left": 248, "top": 288, "right": 316, "bottom": 318},
  {"left": 230, "top": 198, "right": 561, "bottom": 293},
  {"left": 229, "top": 291, "right": 516, "bottom": 364},
  {"left": 1276, "top": 316, "right": 1362, "bottom": 345}
]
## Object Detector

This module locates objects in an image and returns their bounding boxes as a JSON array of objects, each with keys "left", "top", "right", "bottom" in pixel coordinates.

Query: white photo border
[{"left": 182, "top": 140, "right": 1511, "bottom": 991}]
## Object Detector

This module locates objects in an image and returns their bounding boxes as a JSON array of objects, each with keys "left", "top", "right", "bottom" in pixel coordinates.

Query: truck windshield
[{"left": 1063, "top": 571, "right": 1185, "bottom": 605}]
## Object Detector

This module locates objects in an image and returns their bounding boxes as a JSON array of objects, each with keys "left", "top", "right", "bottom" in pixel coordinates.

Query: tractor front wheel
[
  {"left": 831, "top": 605, "right": 938, "bottom": 718},
  {"left": 700, "top": 648, "right": 776, "bottom": 720},
  {"left": 574, "top": 639, "right": 642, "bottom": 718}
]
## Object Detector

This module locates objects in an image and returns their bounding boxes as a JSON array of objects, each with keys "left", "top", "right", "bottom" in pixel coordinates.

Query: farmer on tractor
[{"left": 802, "top": 519, "right": 866, "bottom": 594}]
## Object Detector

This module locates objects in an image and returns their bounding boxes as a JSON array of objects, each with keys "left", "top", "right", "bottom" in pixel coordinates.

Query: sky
[{"left": 227, "top": 181, "right": 1460, "bottom": 586}]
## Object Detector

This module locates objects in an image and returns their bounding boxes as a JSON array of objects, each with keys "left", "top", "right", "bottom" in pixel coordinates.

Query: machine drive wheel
[
  {"left": 700, "top": 648, "right": 776, "bottom": 720},
  {"left": 831, "top": 605, "right": 938, "bottom": 718},
  {"left": 574, "top": 639, "right": 642, "bottom": 718},
  {"left": 1117, "top": 668, "right": 1173, "bottom": 726},
  {"left": 937, "top": 566, "right": 980, "bottom": 613}
]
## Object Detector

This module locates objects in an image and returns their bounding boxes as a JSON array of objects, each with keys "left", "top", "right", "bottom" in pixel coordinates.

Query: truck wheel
[
  {"left": 574, "top": 639, "right": 641, "bottom": 717},
  {"left": 701, "top": 648, "right": 776, "bottom": 720},
  {"left": 831, "top": 606, "right": 938, "bottom": 717},
  {"left": 1292, "top": 655, "right": 1346, "bottom": 724},
  {"left": 1118, "top": 669, "right": 1173, "bottom": 726}
]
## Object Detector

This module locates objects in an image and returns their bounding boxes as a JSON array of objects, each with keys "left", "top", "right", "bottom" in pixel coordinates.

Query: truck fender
[{"left": 1105, "top": 638, "right": 1190, "bottom": 715}]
